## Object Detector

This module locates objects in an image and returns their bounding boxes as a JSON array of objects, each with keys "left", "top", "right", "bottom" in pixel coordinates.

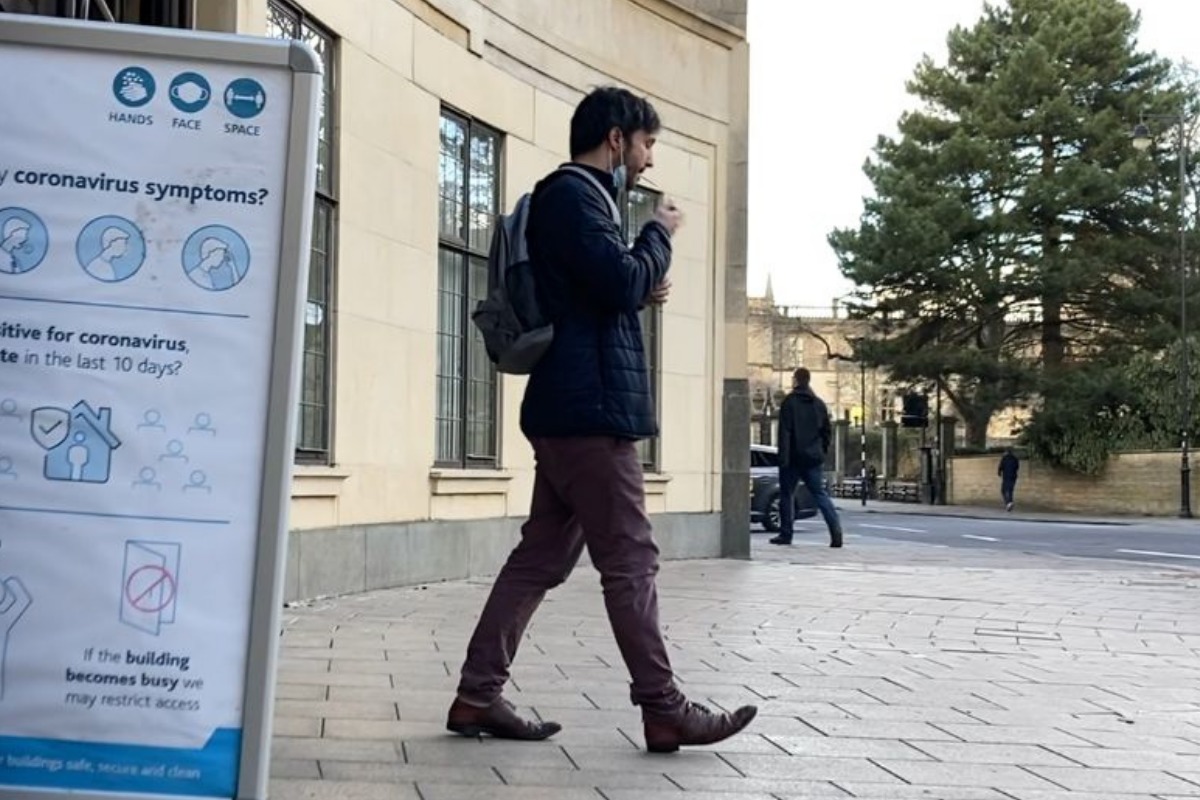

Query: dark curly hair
[{"left": 569, "top": 86, "right": 661, "bottom": 158}]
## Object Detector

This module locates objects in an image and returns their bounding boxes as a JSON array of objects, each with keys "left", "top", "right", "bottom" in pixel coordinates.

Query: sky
[{"left": 746, "top": 0, "right": 1200, "bottom": 311}]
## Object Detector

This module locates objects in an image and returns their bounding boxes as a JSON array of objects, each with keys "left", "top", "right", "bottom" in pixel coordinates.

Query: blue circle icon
[
  {"left": 76, "top": 216, "right": 147, "bottom": 283},
  {"left": 0, "top": 208, "right": 49, "bottom": 275},
  {"left": 113, "top": 67, "right": 155, "bottom": 108},
  {"left": 169, "top": 72, "right": 211, "bottom": 114},
  {"left": 182, "top": 226, "right": 251, "bottom": 292},
  {"left": 223, "top": 78, "right": 266, "bottom": 119}
]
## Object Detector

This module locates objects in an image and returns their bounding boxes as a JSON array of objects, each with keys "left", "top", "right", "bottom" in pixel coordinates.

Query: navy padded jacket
[{"left": 519, "top": 164, "right": 672, "bottom": 440}]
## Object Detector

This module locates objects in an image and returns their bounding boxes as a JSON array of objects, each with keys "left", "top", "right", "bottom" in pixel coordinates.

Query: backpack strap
[{"left": 557, "top": 164, "right": 623, "bottom": 225}]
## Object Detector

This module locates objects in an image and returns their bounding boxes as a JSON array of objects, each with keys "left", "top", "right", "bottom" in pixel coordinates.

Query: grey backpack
[{"left": 472, "top": 165, "right": 621, "bottom": 374}]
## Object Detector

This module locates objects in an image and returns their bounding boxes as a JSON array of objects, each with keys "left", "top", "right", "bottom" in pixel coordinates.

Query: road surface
[{"left": 763, "top": 506, "right": 1200, "bottom": 566}]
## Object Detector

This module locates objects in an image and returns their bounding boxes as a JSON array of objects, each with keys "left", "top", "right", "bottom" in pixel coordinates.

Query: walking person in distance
[
  {"left": 770, "top": 367, "right": 843, "bottom": 548},
  {"left": 999, "top": 447, "right": 1020, "bottom": 512}
]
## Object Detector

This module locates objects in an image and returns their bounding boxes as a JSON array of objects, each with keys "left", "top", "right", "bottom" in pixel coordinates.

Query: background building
[
  {"left": 5, "top": 0, "right": 752, "bottom": 599},
  {"left": 748, "top": 284, "right": 1029, "bottom": 460},
  {"left": 747, "top": 285, "right": 893, "bottom": 446}
]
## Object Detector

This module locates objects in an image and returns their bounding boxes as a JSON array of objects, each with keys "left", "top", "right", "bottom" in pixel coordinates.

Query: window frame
[
  {"left": 267, "top": 0, "right": 338, "bottom": 465},
  {"left": 435, "top": 107, "right": 503, "bottom": 469},
  {"left": 16, "top": 0, "right": 192, "bottom": 26},
  {"left": 624, "top": 188, "right": 663, "bottom": 472}
]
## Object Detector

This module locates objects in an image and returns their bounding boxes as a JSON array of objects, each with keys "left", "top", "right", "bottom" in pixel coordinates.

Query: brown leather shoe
[
  {"left": 643, "top": 700, "right": 758, "bottom": 753},
  {"left": 446, "top": 697, "right": 561, "bottom": 741}
]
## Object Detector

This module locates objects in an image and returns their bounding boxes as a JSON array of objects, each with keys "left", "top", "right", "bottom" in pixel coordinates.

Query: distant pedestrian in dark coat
[
  {"left": 998, "top": 448, "right": 1020, "bottom": 511},
  {"left": 772, "top": 367, "right": 843, "bottom": 547}
]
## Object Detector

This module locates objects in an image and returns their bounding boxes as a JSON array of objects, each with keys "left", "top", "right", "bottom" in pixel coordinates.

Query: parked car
[{"left": 749, "top": 444, "right": 817, "bottom": 532}]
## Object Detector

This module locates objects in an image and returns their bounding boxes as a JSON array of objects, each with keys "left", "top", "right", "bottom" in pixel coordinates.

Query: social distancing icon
[{"left": 224, "top": 78, "right": 266, "bottom": 119}]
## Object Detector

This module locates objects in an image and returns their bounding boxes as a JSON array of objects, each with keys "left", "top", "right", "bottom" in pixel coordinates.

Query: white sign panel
[{"left": 0, "top": 17, "right": 316, "bottom": 800}]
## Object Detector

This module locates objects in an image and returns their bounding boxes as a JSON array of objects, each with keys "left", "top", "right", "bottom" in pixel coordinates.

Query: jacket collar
[{"left": 563, "top": 162, "right": 620, "bottom": 200}]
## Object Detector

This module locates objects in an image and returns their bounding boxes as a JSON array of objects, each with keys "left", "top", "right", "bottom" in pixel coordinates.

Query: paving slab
[{"left": 272, "top": 536, "right": 1200, "bottom": 799}]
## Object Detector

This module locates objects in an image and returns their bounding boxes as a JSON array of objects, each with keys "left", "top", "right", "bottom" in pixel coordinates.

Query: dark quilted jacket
[
  {"left": 778, "top": 387, "right": 832, "bottom": 469},
  {"left": 519, "top": 164, "right": 672, "bottom": 440}
]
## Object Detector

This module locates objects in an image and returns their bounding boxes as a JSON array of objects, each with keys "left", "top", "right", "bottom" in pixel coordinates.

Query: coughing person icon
[{"left": 0, "top": 208, "right": 48, "bottom": 275}]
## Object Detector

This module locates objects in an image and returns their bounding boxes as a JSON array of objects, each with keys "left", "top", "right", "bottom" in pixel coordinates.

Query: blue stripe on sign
[{"left": 0, "top": 727, "right": 240, "bottom": 797}]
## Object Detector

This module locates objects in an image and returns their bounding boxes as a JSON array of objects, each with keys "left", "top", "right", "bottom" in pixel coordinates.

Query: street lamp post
[
  {"left": 827, "top": 351, "right": 868, "bottom": 507},
  {"left": 859, "top": 359, "right": 867, "bottom": 507},
  {"left": 932, "top": 380, "right": 940, "bottom": 505},
  {"left": 799, "top": 320, "right": 872, "bottom": 508},
  {"left": 761, "top": 392, "right": 775, "bottom": 446},
  {"left": 1133, "top": 112, "right": 1193, "bottom": 519}
]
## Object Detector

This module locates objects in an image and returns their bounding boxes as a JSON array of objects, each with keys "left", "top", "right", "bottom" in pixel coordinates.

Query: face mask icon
[
  {"left": 168, "top": 72, "right": 212, "bottom": 113},
  {"left": 171, "top": 80, "right": 208, "bottom": 105}
]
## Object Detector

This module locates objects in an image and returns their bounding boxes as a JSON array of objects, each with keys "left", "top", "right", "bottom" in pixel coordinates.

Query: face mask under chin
[
  {"left": 609, "top": 140, "right": 630, "bottom": 192},
  {"left": 612, "top": 164, "right": 628, "bottom": 191}
]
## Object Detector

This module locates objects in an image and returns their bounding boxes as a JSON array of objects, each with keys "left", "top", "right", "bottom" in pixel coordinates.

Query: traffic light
[{"left": 900, "top": 392, "right": 928, "bottom": 428}]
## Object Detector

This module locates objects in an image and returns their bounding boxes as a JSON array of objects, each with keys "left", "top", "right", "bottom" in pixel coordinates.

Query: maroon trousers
[{"left": 456, "top": 436, "right": 683, "bottom": 713}]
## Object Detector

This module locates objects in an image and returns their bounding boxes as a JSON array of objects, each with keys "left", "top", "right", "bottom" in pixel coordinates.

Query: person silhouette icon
[
  {"left": 138, "top": 409, "right": 166, "bottom": 431},
  {"left": 77, "top": 216, "right": 146, "bottom": 283},
  {"left": 182, "top": 469, "right": 212, "bottom": 493},
  {"left": 132, "top": 466, "right": 162, "bottom": 491},
  {"left": 0, "top": 456, "right": 17, "bottom": 480},
  {"left": 158, "top": 439, "right": 188, "bottom": 463},
  {"left": 67, "top": 432, "right": 90, "bottom": 482},
  {"left": 188, "top": 412, "right": 216, "bottom": 436},
  {"left": 86, "top": 227, "right": 130, "bottom": 281}
]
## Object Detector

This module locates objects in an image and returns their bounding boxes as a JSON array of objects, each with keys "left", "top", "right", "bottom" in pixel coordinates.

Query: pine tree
[{"left": 830, "top": 0, "right": 1195, "bottom": 450}]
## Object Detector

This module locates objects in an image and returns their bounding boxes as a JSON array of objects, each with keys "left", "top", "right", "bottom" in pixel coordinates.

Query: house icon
[{"left": 33, "top": 401, "right": 121, "bottom": 484}]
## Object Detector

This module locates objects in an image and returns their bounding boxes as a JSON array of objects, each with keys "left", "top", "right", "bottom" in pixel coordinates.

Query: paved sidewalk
[{"left": 271, "top": 537, "right": 1200, "bottom": 800}]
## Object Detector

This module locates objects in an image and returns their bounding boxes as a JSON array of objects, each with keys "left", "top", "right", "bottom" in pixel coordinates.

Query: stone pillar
[
  {"left": 935, "top": 416, "right": 957, "bottom": 505},
  {"left": 938, "top": 416, "right": 958, "bottom": 457},
  {"left": 834, "top": 419, "right": 851, "bottom": 478},
  {"left": 719, "top": 38, "right": 751, "bottom": 559},
  {"left": 881, "top": 421, "right": 899, "bottom": 479},
  {"left": 194, "top": 0, "right": 241, "bottom": 33},
  {"left": 919, "top": 446, "right": 935, "bottom": 504}
]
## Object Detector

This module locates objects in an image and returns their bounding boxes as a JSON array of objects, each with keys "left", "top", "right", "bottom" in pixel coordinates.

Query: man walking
[
  {"left": 770, "top": 368, "right": 843, "bottom": 548},
  {"left": 447, "top": 87, "right": 757, "bottom": 753},
  {"left": 999, "top": 447, "right": 1020, "bottom": 511}
]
